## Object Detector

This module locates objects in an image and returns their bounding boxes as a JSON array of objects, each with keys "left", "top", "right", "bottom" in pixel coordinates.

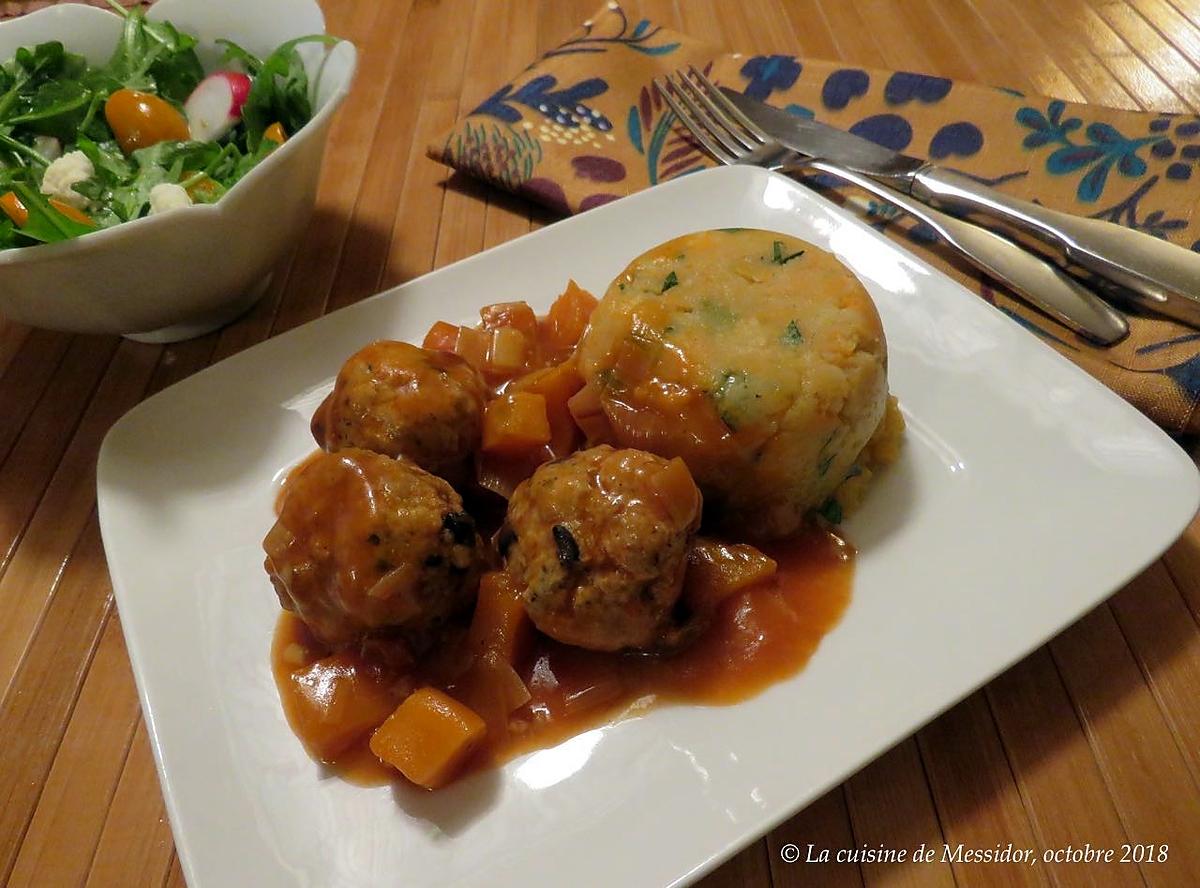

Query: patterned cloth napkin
[{"left": 431, "top": 2, "right": 1200, "bottom": 435}]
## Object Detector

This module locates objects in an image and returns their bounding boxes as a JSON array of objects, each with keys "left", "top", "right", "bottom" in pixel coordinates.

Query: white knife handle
[
  {"left": 911, "top": 166, "right": 1200, "bottom": 328},
  {"left": 795, "top": 159, "right": 1129, "bottom": 345}
]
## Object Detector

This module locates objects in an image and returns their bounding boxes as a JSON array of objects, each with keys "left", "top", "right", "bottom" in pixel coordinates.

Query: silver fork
[{"left": 654, "top": 67, "right": 1130, "bottom": 346}]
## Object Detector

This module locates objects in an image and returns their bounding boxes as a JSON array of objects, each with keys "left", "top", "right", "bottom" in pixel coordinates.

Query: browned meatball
[
  {"left": 263, "top": 448, "right": 481, "bottom": 650},
  {"left": 312, "top": 341, "right": 486, "bottom": 486},
  {"left": 503, "top": 446, "right": 702, "bottom": 652}
]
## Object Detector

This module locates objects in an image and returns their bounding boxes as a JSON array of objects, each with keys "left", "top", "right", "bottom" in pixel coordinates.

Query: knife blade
[
  {"left": 720, "top": 87, "right": 925, "bottom": 189},
  {"left": 719, "top": 86, "right": 1200, "bottom": 329}
]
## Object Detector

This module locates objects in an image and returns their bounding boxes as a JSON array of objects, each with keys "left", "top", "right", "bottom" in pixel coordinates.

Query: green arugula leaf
[
  {"left": 7, "top": 80, "right": 92, "bottom": 140},
  {"left": 216, "top": 39, "right": 263, "bottom": 75},
  {"left": 239, "top": 36, "right": 334, "bottom": 151},
  {"left": 102, "top": 0, "right": 202, "bottom": 101}
]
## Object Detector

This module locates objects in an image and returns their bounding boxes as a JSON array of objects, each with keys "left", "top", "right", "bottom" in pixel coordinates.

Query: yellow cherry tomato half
[
  {"left": 104, "top": 89, "right": 191, "bottom": 154},
  {"left": 0, "top": 191, "right": 29, "bottom": 227},
  {"left": 48, "top": 198, "right": 95, "bottom": 228}
]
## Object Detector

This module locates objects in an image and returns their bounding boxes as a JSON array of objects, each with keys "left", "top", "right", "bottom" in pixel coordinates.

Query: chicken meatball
[
  {"left": 263, "top": 448, "right": 481, "bottom": 650},
  {"left": 577, "top": 229, "right": 888, "bottom": 538},
  {"left": 312, "top": 341, "right": 486, "bottom": 486},
  {"left": 503, "top": 446, "right": 702, "bottom": 652}
]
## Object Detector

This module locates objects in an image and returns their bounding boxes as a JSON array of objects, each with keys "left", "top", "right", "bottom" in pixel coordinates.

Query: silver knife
[{"left": 721, "top": 86, "right": 1200, "bottom": 329}]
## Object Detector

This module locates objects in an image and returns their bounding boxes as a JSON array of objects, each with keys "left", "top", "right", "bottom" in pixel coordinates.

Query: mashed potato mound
[{"left": 577, "top": 228, "right": 891, "bottom": 538}]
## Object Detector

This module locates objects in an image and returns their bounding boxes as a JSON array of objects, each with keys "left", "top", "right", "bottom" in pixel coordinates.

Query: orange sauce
[{"left": 271, "top": 528, "right": 853, "bottom": 787}]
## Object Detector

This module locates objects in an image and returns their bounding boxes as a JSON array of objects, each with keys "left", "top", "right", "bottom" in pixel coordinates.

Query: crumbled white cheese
[
  {"left": 148, "top": 183, "right": 194, "bottom": 215},
  {"left": 32, "top": 136, "right": 61, "bottom": 162},
  {"left": 39, "top": 150, "right": 94, "bottom": 210}
]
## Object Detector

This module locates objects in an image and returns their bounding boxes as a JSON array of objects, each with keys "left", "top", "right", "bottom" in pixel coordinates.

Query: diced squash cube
[
  {"left": 567, "top": 383, "right": 614, "bottom": 445},
  {"left": 453, "top": 325, "right": 490, "bottom": 373},
  {"left": 487, "top": 326, "right": 530, "bottom": 375},
  {"left": 483, "top": 392, "right": 551, "bottom": 455},
  {"left": 683, "top": 539, "right": 778, "bottom": 615},
  {"left": 370, "top": 687, "right": 487, "bottom": 790},
  {"left": 467, "top": 571, "right": 533, "bottom": 665},
  {"left": 287, "top": 654, "right": 399, "bottom": 762},
  {"left": 480, "top": 301, "right": 538, "bottom": 341},
  {"left": 452, "top": 652, "right": 531, "bottom": 737},
  {"left": 422, "top": 321, "right": 460, "bottom": 353},
  {"left": 542, "top": 280, "right": 598, "bottom": 355},
  {"left": 508, "top": 359, "right": 584, "bottom": 456}
]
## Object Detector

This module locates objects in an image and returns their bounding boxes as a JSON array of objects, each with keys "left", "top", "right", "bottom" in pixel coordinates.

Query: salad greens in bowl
[{"left": 0, "top": 0, "right": 356, "bottom": 341}]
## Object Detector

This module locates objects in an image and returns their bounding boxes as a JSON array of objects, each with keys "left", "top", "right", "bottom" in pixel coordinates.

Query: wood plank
[
  {"left": 698, "top": 839, "right": 774, "bottom": 888},
  {"left": 918, "top": 693, "right": 1049, "bottom": 887},
  {"left": 0, "top": 334, "right": 116, "bottom": 566},
  {"left": 84, "top": 718, "right": 175, "bottom": 888},
  {"left": 845, "top": 740, "right": 956, "bottom": 888},
  {"left": 805, "top": 0, "right": 890, "bottom": 67},
  {"left": 986, "top": 649, "right": 1141, "bottom": 886},
  {"left": 162, "top": 853, "right": 187, "bottom": 888},
  {"left": 1108, "top": 563, "right": 1200, "bottom": 787},
  {"left": 1163, "top": 512, "right": 1200, "bottom": 624},
  {"left": 991, "top": 0, "right": 1140, "bottom": 107},
  {"left": 382, "top": 97, "right": 461, "bottom": 290},
  {"left": 7, "top": 613, "right": 139, "bottom": 888},
  {"left": 1051, "top": 604, "right": 1200, "bottom": 884},
  {"left": 0, "top": 321, "right": 29, "bottom": 379},
  {"left": 0, "top": 341, "right": 158, "bottom": 701},
  {"left": 960, "top": 0, "right": 1136, "bottom": 106},
  {"left": 1089, "top": 0, "right": 1200, "bottom": 109},
  {"left": 0, "top": 328, "right": 68, "bottom": 466},
  {"left": 268, "top": 0, "right": 417, "bottom": 332},
  {"left": 1023, "top": 0, "right": 1184, "bottom": 110},
  {"left": 1128, "top": 0, "right": 1200, "bottom": 69},
  {"left": 846, "top": 0, "right": 953, "bottom": 76},
  {"left": 768, "top": 787, "right": 865, "bottom": 888},
  {"left": 0, "top": 516, "right": 112, "bottom": 884}
]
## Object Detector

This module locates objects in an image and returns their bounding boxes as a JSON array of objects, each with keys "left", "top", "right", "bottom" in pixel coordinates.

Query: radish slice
[{"left": 184, "top": 71, "right": 252, "bottom": 142}]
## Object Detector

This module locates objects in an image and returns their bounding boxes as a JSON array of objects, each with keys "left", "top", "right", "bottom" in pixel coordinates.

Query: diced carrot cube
[
  {"left": 507, "top": 359, "right": 585, "bottom": 456},
  {"left": 1, "top": 191, "right": 29, "bottom": 227},
  {"left": 683, "top": 539, "right": 778, "bottom": 615},
  {"left": 467, "top": 571, "right": 533, "bottom": 665},
  {"left": 422, "top": 321, "right": 460, "bottom": 353},
  {"left": 541, "top": 280, "right": 598, "bottom": 355},
  {"left": 286, "top": 654, "right": 399, "bottom": 762},
  {"left": 369, "top": 687, "right": 487, "bottom": 790},
  {"left": 482, "top": 392, "right": 551, "bottom": 455}
]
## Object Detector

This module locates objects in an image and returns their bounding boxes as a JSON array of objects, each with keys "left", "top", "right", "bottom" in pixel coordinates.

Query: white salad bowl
[{"left": 0, "top": 0, "right": 356, "bottom": 342}]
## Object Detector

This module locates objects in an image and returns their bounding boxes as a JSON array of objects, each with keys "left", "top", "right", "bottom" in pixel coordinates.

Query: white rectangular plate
[{"left": 98, "top": 166, "right": 1200, "bottom": 888}]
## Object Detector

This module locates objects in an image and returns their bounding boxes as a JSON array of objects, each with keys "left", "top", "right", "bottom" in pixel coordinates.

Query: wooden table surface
[{"left": 3, "top": 1, "right": 1200, "bottom": 886}]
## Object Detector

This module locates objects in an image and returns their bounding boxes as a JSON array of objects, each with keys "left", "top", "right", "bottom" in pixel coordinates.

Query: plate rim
[{"left": 97, "top": 164, "right": 1200, "bottom": 888}]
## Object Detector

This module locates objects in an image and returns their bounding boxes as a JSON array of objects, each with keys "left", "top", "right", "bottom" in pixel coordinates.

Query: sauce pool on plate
[{"left": 272, "top": 528, "right": 853, "bottom": 786}]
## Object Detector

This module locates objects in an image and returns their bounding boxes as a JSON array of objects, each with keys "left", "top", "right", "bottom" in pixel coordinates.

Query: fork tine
[
  {"left": 660, "top": 73, "right": 745, "bottom": 159},
  {"left": 687, "top": 65, "right": 773, "bottom": 145},
  {"left": 675, "top": 68, "right": 760, "bottom": 152},
  {"left": 653, "top": 76, "right": 738, "bottom": 165}
]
